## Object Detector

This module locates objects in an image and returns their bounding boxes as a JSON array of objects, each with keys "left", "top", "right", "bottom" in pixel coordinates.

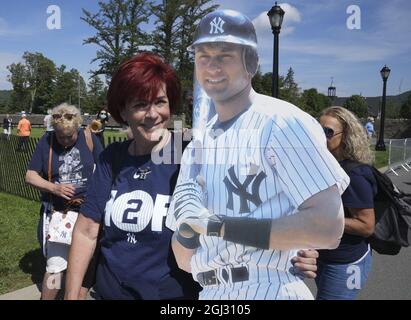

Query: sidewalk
[
  {"left": 0, "top": 284, "right": 40, "bottom": 300},
  {"left": 0, "top": 284, "right": 96, "bottom": 300}
]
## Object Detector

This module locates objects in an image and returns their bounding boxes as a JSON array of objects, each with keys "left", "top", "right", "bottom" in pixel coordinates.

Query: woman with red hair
[{"left": 65, "top": 53, "right": 200, "bottom": 300}]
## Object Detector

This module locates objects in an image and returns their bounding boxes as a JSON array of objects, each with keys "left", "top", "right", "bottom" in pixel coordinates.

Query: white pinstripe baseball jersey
[{"left": 166, "top": 91, "right": 350, "bottom": 300}]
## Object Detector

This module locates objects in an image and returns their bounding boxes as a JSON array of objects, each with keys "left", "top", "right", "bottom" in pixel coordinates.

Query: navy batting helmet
[{"left": 189, "top": 9, "right": 259, "bottom": 75}]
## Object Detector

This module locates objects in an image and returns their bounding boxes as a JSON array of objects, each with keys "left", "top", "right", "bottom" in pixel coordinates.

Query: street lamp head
[
  {"left": 380, "top": 65, "right": 391, "bottom": 81},
  {"left": 267, "top": 2, "right": 285, "bottom": 34}
]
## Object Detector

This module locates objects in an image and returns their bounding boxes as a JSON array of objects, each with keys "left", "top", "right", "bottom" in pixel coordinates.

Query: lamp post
[
  {"left": 267, "top": 2, "right": 285, "bottom": 98},
  {"left": 375, "top": 65, "right": 391, "bottom": 151}
]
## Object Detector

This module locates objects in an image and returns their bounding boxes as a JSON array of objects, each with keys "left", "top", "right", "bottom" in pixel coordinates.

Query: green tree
[
  {"left": 22, "top": 52, "right": 57, "bottom": 113},
  {"left": 386, "top": 102, "right": 401, "bottom": 119},
  {"left": 51, "top": 66, "right": 87, "bottom": 111},
  {"left": 279, "top": 67, "right": 300, "bottom": 106},
  {"left": 399, "top": 93, "right": 411, "bottom": 119},
  {"left": 85, "top": 75, "right": 107, "bottom": 114},
  {"left": 252, "top": 69, "right": 273, "bottom": 97},
  {"left": 82, "top": 0, "right": 152, "bottom": 79},
  {"left": 343, "top": 94, "right": 368, "bottom": 118},
  {"left": 7, "top": 62, "right": 30, "bottom": 112},
  {"left": 300, "top": 88, "right": 331, "bottom": 117}
]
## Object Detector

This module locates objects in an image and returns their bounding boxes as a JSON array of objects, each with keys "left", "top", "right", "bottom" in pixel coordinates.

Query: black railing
[{"left": 0, "top": 134, "right": 128, "bottom": 201}]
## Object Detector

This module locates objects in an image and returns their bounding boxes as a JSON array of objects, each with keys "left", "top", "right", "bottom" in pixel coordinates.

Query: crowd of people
[{"left": 0, "top": 8, "right": 385, "bottom": 300}]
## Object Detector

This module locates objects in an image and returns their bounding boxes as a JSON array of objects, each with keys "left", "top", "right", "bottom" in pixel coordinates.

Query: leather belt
[{"left": 197, "top": 266, "right": 249, "bottom": 286}]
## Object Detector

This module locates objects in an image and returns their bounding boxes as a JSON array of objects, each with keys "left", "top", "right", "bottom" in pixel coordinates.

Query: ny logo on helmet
[{"left": 209, "top": 17, "right": 225, "bottom": 34}]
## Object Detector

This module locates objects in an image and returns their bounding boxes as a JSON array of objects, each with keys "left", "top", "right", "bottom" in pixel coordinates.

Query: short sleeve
[
  {"left": 27, "top": 133, "right": 48, "bottom": 174},
  {"left": 263, "top": 115, "right": 350, "bottom": 208},
  {"left": 342, "top": 166, "right": 377, "bottom": 208}
]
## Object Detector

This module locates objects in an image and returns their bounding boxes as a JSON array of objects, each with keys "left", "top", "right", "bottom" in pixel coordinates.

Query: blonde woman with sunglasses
[
  {"left": 25, "top": 103, "right": 103, "bottom": 299},
  {"left": 317, "top": 106, "right": 377, "bottom": 300}
]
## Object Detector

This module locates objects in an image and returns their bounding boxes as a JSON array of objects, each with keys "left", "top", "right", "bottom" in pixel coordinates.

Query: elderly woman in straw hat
[{"left": 25, "top": 103, "right": 103, "bottom": 299}]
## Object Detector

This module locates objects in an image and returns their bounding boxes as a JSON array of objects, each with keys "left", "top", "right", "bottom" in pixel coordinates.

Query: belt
[{"left": 197, "top": 266, "right": 249, "bottom": 287}]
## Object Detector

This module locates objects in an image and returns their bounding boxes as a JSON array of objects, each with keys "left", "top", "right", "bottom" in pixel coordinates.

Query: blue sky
[{"left": 0, "top": 0, "right": 410, "bottom": 97}]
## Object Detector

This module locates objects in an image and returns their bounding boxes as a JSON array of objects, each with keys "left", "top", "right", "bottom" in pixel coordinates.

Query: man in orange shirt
[{"left": 17, "top": 112, "right": 31, "bottom": 151}]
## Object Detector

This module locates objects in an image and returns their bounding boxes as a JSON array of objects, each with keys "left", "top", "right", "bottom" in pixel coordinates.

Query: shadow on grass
[{"left": 19, "top": 249, "right": 45, "bottom": 287}]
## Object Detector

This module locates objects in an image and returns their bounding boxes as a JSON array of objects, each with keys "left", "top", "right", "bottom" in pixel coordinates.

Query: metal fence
[
  {"left": 388, "top": 138, "right": 411, "bottom": 175},
  {"left": 0, "top": 134, "right": 127, "bottom": 201}
]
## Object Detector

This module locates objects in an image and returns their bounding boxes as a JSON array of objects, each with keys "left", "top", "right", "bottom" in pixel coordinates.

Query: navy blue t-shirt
[
  {"left": 80, "top": 134, "right": 199, "bottom": 300},
  {"left": 28, "top": 130, "right": 103, "bottom": 211},
  {"left": 319, "top": 160, "right": 378, "bottom": 264}
]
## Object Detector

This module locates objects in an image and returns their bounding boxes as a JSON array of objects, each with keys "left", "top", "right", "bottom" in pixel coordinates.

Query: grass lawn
[
  {"left": 0, "top": 192, "right": 44, "bottom": 295},
  {"left": 372, "top": 146, "right": 389, "bottom": 169}
]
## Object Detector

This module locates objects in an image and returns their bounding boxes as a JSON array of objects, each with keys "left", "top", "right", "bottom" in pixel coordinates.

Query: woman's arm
[
  {"left": 171, "top": 233, "right": 195, "bottom": 273},
  {"left": 344, "top": 208, "right": 375, "bottom": 237},
  {"left": 65, "top": 214, "right": 100, "bottom": 300},
  {"left": 25, "top": 170, "right": 75, "bottom": 200}
]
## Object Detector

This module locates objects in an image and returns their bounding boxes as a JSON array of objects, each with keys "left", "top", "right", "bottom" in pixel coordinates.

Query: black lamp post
[
  {"left": 268, "top": 2, "right": 285, "bottom": 98},
  {"left": 375, "top": 65, "right": 391, "bottom": 151}
]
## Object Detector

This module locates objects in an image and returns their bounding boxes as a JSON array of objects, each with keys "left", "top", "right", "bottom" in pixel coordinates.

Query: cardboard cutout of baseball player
[{"left": 166, "top": 9, "right": 350, "bottom": 300}]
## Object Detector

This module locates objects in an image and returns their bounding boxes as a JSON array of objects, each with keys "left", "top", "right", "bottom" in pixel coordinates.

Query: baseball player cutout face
[
  {"left": 120, "top": 83, "right": 171, "bottom": 146},
  {"left": 195, "top": 43, "right": 251, "bottom": 104}
]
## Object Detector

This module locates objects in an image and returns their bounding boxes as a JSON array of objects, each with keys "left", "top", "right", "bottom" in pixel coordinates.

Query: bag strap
[
  {"left": 84, "top": 126, "right": 94, "bottom": 153},
  {"left": 48, "top": 133, "right": 53, "bottom": 182}
]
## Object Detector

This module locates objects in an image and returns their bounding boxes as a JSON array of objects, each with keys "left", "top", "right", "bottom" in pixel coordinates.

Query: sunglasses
[
  {"left": 323, "top": 127, "right": 343, "bottom": 139},
  {"left": 52, "top": 113, "right": 77, "bottom": 121}
]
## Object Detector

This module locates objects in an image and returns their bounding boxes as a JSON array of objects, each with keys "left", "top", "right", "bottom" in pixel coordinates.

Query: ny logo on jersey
[
  {"left": 209, "top": 17, "right": 225, "bottom": 34},
  {"left": 223, "top": 165, "right": 267, "bottom": 213},
  {"left": 126, "top": 232, "right": 138, "bottom": 244}
]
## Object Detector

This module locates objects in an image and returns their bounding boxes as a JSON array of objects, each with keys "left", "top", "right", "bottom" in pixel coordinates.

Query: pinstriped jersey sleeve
[
  {"left": 263, "top": 114, "right": 350, "bottom": 209},
  {"left": 165, "top": 140, "right": 207, "bottom": 231}
]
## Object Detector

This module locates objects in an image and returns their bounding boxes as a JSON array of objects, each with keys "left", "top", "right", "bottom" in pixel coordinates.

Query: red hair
[{"left": 107, "top": 52, "right": 180, "bottom": 125}]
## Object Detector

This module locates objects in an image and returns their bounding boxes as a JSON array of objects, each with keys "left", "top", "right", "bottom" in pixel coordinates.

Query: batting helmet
[{"left": 189, "top": 9, "right": 259, "bottom": 75}]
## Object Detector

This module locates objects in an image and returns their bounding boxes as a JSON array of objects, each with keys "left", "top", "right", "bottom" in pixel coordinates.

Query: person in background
[
  {"left": 90, "top": 109, "right": 110, "bottom": 148},
  {"left": 25, "top": 103, "right": 103, "bottom": 300},
  {"left": 3, "top": 114, "right": 12, "bottom": 140},
  {"left": 44, "top": 109, "right": 54, "bottom": 132},
  {"left": 317, "top": 106, "right": 377, "bottom": 300},
  {"left": 364, "top": 117, "right": 375, "bottom": 139},
  {"left": 16, "top": 112, "right": 31, "bottom": 151}
]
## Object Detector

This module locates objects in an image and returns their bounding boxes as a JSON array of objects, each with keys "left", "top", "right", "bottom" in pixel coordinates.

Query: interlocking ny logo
[
  {"left": 210, "top": 17, "right": 225, "bottom": 34},
  {"left": 223, "top": 166, "right": 266, "bottom": 213}
]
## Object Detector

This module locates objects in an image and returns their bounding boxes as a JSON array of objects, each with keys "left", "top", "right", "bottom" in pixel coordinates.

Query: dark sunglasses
[
  {"left": 52, "top": 113, "right": 76, "bottom": 121},
  {"left": 323, "top": 127, "right": 343, "bottom": 139}
]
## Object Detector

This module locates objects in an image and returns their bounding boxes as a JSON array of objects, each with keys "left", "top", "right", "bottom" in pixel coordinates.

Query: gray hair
[{"left": 51, "top": 103, "right": 82, "bottom": 129}]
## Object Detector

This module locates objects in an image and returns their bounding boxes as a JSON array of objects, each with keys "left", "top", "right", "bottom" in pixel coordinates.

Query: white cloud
[
  {"left": 0, "top": 52, "right": 21, "bottom": 71},
  {"left": 253, "top": 3, "right": 301, "bottom": 39},
  {"left": 281, "top": 41, "right": 400, "bottom": 62},
  {"left": 0, "top": 52, "right": 22, "bottom": 90},
  {"left": 0, "top": 17, "right": 32, "bottom": 36}
]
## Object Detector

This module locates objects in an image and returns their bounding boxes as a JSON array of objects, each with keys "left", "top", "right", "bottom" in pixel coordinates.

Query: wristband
[
  {"left": 222, "top": 217, "right": 272, "bottom": 250},
  {"left": 206, "top": 215, "right": 224, "bottom": 237}
]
